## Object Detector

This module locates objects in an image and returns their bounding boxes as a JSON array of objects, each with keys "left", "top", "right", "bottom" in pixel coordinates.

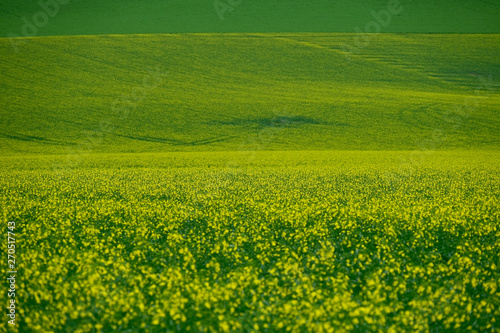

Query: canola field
[
  {"left": 1, "top": 30, "right": 499, "bottom": 333},
  {"left": 2, "top": 151, "right": 499, "bottom": 332}
]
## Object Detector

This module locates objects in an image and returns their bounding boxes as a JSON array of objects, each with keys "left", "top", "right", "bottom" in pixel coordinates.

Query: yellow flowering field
[{"left": 1, "top": 151, "right": 499, "bottom": 332}]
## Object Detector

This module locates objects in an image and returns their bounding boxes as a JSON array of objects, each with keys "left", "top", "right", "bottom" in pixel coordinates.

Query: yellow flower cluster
[{"left": 1, "top": 151, "right": 499, "bottom": 332}]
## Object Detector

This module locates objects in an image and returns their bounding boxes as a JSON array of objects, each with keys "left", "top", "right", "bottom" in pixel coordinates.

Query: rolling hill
[{"left": 0, "top": 33, "right": 499, "bottom": 155}]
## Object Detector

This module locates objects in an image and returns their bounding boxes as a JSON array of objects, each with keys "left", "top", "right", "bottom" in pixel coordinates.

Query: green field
[
  {"left": 1, "top": 0, "right": 499, "bottom": 37},
  {"left": 1, "top": 34, "right": 499, "bottom": 155},
  {"left": 1, "top": 5, "right": 500, "bottom": 332}
]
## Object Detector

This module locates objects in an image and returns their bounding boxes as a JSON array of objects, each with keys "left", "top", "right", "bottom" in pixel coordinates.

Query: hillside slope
[
  {"left": 0, "top": 33, "right": 499, "bottom": 154},
  {"left": 1, "top": 0, "right": 499, "bottom": 38}
]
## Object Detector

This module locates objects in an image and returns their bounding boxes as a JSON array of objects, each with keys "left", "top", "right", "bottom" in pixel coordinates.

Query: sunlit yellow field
[{"left": 2, "top": 151, "right": 499, "bottom": 332}]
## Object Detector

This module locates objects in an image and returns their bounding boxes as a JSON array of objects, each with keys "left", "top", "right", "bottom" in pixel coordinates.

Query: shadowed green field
[
  {"left": 1, "top": 0, "right": 499, "bottom": 37},
  {"left": 1, "top": 33, "right": 499, "bottom": 155}
]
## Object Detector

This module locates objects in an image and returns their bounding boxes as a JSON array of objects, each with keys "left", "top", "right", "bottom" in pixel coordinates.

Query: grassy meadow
[
  {"left": 0, "top": 18, "right": 499, "bottom": 333},
  {"left": 1, "top": 34, "right": 499, "bottom": 155}
]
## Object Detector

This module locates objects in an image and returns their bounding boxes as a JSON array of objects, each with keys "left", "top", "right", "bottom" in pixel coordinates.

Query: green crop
[
  {"left": 1, "top": 0, "right": 499, "bottom": 36},
  {"left": 1, "top": 33, "right": 499, "bottom": 155}
]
